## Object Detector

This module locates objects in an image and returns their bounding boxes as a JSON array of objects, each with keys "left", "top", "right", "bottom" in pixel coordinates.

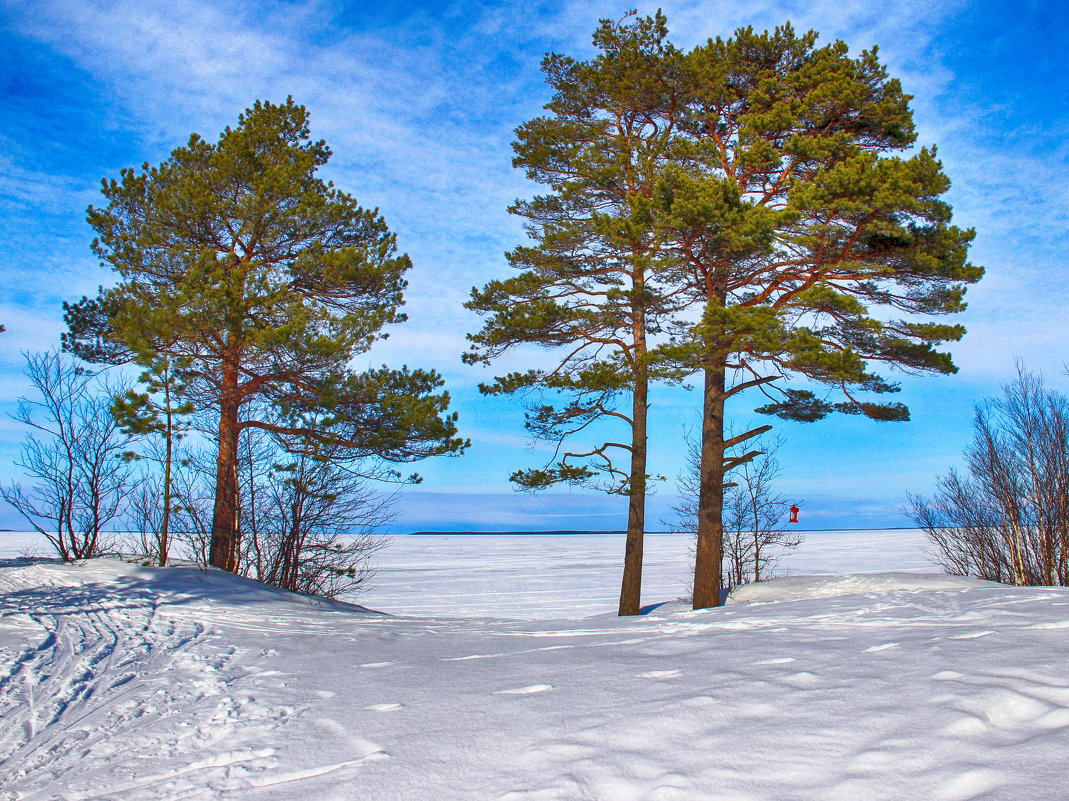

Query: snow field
[
  {"left": 360, "top": 528, "right": 934, "bottom": 618},
  {"left": 1, "top": 551, "right": 1068, "bottom": 800},
  {"left": 0, "top": 528, "right": 935, "bottom": 620}
]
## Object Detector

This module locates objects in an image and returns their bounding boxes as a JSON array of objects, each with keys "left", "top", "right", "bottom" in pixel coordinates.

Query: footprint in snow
[
  {"left": 495, "top": 684, "right": 554, "bottom": 695},
  {"left": 365, "top": 703, "right": 402, "bottom": 712}
]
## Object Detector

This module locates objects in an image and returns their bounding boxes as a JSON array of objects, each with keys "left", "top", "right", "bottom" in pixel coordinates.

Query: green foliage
[
  {"left": 65, "top": 97, "right": 465, "bottom": 465},
  {"left": 510, "top": 464, "right": 597, "bottom": 491},
  {"left": 754, "top": 389, "right": 834, "bottom": 422},
  {"left": 656, "top": 22, "right": 981, "bottom": 421},
  {"left": 465, "top": 11, "right": 686, "bottom": 494},
  {"left": 111, "top": 356, "right": 195, "bottom": 444}
]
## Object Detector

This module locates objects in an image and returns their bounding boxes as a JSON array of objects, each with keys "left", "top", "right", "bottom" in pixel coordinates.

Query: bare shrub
[
  {"left": 673, "top": 433, "right": 802, "bottom": 591},
  {"left": 910, "top": 366, "right": 1069, "bottom": 585},
  {"left": 257, "top": 452, "right": 391, "bottom": 598},
  {"left": 226, "top": 429, "right": 391, "bottom": 598},
  {"left": 167, "top": 447, "right": 217, "bottom": 567},
  {"left": 122, "top": 437, "right": 198, "bottom": 566},
  {"left": 125, "top": 474, "right": 169, "bottom": 563},
  {"left": 1, "top": 351, "right": 133, "bottom": 560}
]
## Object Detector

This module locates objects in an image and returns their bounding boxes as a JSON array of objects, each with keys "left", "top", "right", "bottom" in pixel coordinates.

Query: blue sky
[{"left": 1, "top": 0, "right": 1067, "bottom": 532}]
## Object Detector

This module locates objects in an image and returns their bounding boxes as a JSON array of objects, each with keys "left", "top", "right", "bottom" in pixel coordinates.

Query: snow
[
  {"left": 726, "top": 572, "right": 1002, "bottom": 604},
  {"left": 359, "top": 528, "right": 933, "bottom": 618},
  {"left": 2, "top": 530, "right": 1069, "bottom": 799}
]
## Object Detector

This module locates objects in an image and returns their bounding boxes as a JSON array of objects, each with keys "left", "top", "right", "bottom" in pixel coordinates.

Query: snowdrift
[{"left": 727, "top": 571, "right": 1002, "bottom": 604}]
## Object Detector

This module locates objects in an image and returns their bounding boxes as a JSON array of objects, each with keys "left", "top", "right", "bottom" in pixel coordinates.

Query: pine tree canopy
[
  {"left": 65, "top": 98, "right": 465, "bottom": 463},
  {"left": 658, "top": 24, "right": 982, "bottom": 419}
]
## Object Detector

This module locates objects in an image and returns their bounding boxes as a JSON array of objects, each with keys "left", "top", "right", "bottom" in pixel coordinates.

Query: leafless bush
[
  {"left": 161, "top": 445, "right": 218, "bottom": 568},
  {"left": 910, "top": 366, "right": 1069, "bottom": 585},
  {"left": 234, "top": 426, "right": 279, "bottom": 575},
  {"left": 258, "top": 451, "right": 391, "bottom": 598},
  {"left": 672, "top": 432, "right": 801, "bottom": 591},
  {"left": 1, "top": 351, "right": 134, "bottom": 560},
  {"left": 125, "top": 475, "right": 168, "bottom": 562},
  {"left": 228, "top": 429, "right": 391, "bottom": 598},
  {"left": 112, "top": 412, "right": 391, "bottom": 595}
]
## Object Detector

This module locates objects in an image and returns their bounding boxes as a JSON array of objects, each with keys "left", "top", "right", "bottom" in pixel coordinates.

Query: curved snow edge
[{"left": 726, "top": 572, "right": 1005, "bottom": 605}]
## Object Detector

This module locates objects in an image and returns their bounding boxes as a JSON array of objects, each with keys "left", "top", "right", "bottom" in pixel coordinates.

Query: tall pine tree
[
  {"left": 658, "top": 25, "right": 982, "bottom": 607},
  {"left": 465, "top": 13, "right": 687, "bottom": 615},
  {"left": 66, "top": 99, "right": 466, "bottom": 572}
]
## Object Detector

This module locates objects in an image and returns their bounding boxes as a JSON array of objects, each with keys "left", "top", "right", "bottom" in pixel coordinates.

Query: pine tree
[
  {"left": 111, "top": 356, "right": 195, "bottom": 566},
  {"left": 65, "top": 98, "right": 466, "bottom": 572},
  {"left": 658, "top": 25, "right": 982, "bottom": 607},
  {"left": 465, "top": 12, "right": 687, "bottom": 615}
]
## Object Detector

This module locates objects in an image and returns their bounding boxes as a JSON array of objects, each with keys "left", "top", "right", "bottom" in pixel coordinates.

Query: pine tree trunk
[
  {"left": 751, "top": 479, "right": 761, "bottom": 583},
  {"left": 693, "top": 363, "right": 726, "bottom": 609},
  {"left": 209, "top": 362, "right": 241, "bottom": 572},
  {"left": 160, "top": 420, "right": 172, "bottom": 567},
  {"left": 159, "top": 369, "right": 172, "bottom": 568},
  {"left": 619, "top": 368, "right": 648, "bottom": 616}
]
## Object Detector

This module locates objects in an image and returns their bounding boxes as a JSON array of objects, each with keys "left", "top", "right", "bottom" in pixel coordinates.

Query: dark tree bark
[
  {"left": 210, "top": 366, "right": 241, "bottom": 571},
  {"left": 620, "top": 367, "right": 649, "bottom": 615},
  {"left": 693, "top": 364, "right": 726, "bottom": 608}
]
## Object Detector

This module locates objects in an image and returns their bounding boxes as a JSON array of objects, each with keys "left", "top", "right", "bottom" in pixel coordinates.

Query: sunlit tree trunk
[{"left": 210, "top": 359, "right": 241, "bottom": 572}]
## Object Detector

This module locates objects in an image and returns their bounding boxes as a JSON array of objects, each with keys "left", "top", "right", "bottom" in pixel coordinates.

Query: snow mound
[
  {"left": 726, "top": 571, "right": 1003, "bottom": 604},
  {"left": 0, "top": 556, "right": 383, "bottom": 614}
]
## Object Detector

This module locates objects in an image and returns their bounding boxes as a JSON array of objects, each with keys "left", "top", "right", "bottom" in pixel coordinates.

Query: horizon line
[{"left": 406, "top": 527, "right": 924, "bottom": 535}]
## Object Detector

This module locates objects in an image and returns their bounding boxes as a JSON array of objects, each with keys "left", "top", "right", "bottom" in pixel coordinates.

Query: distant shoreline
[{"left": 407, "top": 527, "right": 923, "bottom": 536}]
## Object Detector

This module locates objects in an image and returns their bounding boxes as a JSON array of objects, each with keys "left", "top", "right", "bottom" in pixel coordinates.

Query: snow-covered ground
[
  {"left": 2, "top": 531, "right": 1069, "bottom": 800},
  {"left": 0, "top": 528, "right": 934, "bottom": 618},
  {"left": 360, "top": 529, "right": 934, "bottom": 618}
]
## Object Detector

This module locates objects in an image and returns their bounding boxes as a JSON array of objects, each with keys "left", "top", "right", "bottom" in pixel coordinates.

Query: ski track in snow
[
  {"left": 1, "top": 543, "right": 1069, "bottom": 799},
  {"left": 0, "top": 563, "right": 383, "bottom": 800}
]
